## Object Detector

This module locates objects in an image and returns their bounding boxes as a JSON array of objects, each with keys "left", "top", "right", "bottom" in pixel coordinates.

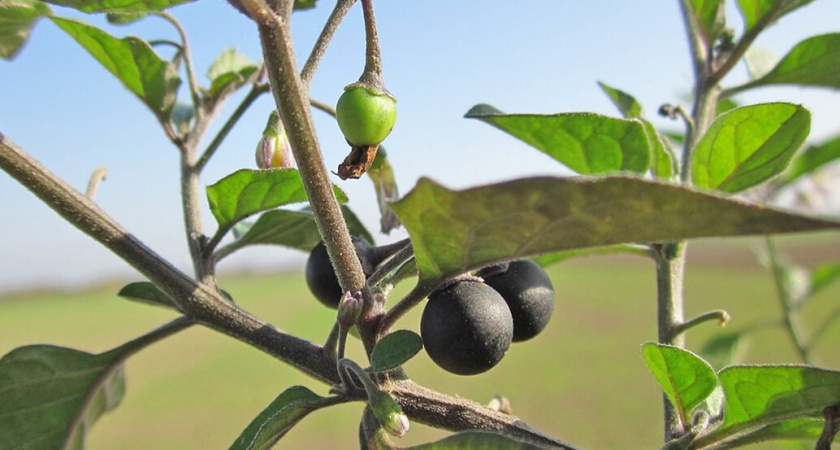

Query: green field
[{"left": 2, "top": 236, "right": 840, "bottom": 449}]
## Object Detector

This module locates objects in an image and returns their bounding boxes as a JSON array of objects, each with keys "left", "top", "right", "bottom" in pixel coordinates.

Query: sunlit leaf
[
  {"left": 0, "top": 0, "right": 51, "bottom": 60},
  {"left": 206, "top": 169, "right": 347, "bottom": 230},
  {"left": 738, "top": 33, "right": 840, "bottom": 91},
  {"left": 232, "top": 205, "right": 373, "bottom": 252},
  {"left": 598, "top": 81, "right": 642, "bottom": 118},
  {"left": 229, "top": 386, "right": 335, "bottom": 450},
  {"left": 368, "top": 330, "right": 423, "bottom": 373},
  {"left": 390, "top": 176, "right": 840, "bottom": 285},
  {"left": 642, "top": 343, "right": 718, "bottom": 425},
  {"left": 118, "top": 281, "right": 180, "bottom": 310},
  {"left": 687, "top": 0, "right": 725, "bottom": 44},
  {"left": 735, "top": 0, "right": 815, "bottom": 34},
  {"left": 810, "top": 263, "right": 840, "bottom": 297},
  {"left": 403, "top": 430, "right": 550, "bottom": 449},
  {"left": 41, "top": 0, "right": 194, "bottom": 13},
  {"left": 695, "top": 365, "right": 840, "bottom": 447},
  {"left": 50, "top": 17, "right": 180, "bottom": 119},
  {"left": 206, "top": 47, "right": 258, "bottom": 97},
  {"left": 777, "top": 134, "right": 840, "bottom": 187},
  {"left": 465, "top": 104, "right": 650, "bottom": 175},
  {"left": 692, "top": 103, "right": 810, "bottom": 193},
  {"left": 0, "top": 345, "right": 126, "bottom": 450}
]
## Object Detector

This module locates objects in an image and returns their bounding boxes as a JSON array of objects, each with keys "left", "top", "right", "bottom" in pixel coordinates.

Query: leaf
[
  {"left": 206, "top": 47, "right": 258, "bottom": 97},
  {"left": 741, "top": 33, "right": 840, "bottom": 91},
  {"left": 403, "top": 430, "right": 550, "bottom": 449},
  {"left": 465, "top": 104, "right": 650, "bottom": 175},
  {"left": 531, "top": 245, "right": 650, "bottom": 268},
  {"left": 41, "top": 0, "right": 194, "bottom": 13},
  {"left": 0, "top": 0, "right": 51, "bottom": 60},
  {"left": 735, "top": 0, "right": 815, "bottom": 34},
  {"left": 117, "top": 281, "right": 180, "bottom": 310},
  {"left": 810, "top": 263, "right": 840, "bottom": 297},
  {"left": 686, "top": 0, "right": 725, "bottom": 44},
  {"left": 206, "top": 169, "right": 348, "bottom": 231},
  {"left": 105, "top": 11, "right": 149, "bottom": 25},
  {"left": 642, "top": 343, "right": 718, "bottom": 425},
  {"left": 0, "top": 345, "right": 126, "bottom": 450},
  {"left": 699, "top": 331, "right": 745, "bottom": 370},
  {"left": 692, "top": 103, "right": 810, "bottom": 193},
  {"left": 777, "top": 134, "right": 840, "bottom": 187},
  {"left": 716, "top": 417, "right": 824, "bottom": 448},
  {"left": 368, "top": 330, "right": 423, "bottom": 373},
  {"left": 229, "top": 386, "right": 334, "bottom": 450},
  {"left": 49, "top": 17, "right": 180, "bottom": 119},
  {"left": 293, "top": 0, "right": 316, "bottom": 10},
  {"left": 390, "top": 176, "right": 840, "bottom": 285},
  {"left": 233, "top": 205, "right": 373, "bottom": 252},
  {"left": 696, "top": 365, "right": 840, "bottom": 446},
  {"left": 598, "top": 81, "right": 643, "bottom": 118}
]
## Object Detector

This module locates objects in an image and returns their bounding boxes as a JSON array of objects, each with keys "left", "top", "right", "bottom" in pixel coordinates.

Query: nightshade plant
[{"left": 1, "top": 0, "right": 840, "bottom": 449}]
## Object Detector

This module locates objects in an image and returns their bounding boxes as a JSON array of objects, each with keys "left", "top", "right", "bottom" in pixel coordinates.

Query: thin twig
[
  {"left": 156, "top": 11, "right": 204, "bottom": 127},
  {"left": 670, "top": 310, "right": 730, "bottom": 341},
  {"left": 85, "top": 166, "right": 107, "bottom": 200},
  {"left": 764, "top": 236, "right": 812, "bottom": 363}
]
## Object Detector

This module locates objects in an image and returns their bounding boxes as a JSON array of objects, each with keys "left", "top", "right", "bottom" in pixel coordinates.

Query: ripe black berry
[
  {"left": 480, "top": 260, "right": 555, "bottom": 342},
  {"left": 305, "top": 241, "right": 342, "bottom": 309},
  {"left": 420, "top": 280, "right": 513, "bottom": 375}
]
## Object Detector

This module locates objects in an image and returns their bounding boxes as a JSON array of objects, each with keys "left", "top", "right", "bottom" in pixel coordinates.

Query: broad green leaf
[
  {"left": 0, "top": 345, "right": 125, "bottom": 450},
  {"left": 465, "top": 104, "right": 650, "bottom": 175},
  {"left": 206, "top": 47, "right": 258, "bottom": 97},
  {"left": 699, "top": 331, "right": 745, "bottom": 370},
  {"left": 390, "top": 176, "right": 840, "bottom": 284},
  {"left": 735, "top": 0, "right": 815, "bottom": 33},
  {"left": 50, "top": 17, "right": 180, "bottom": 119},
  {"left": 696, "top": 365, "right": 840, "bottom": 446},
  {"left": 811, "top": 263, "right": 840, "bottom": 297},
  {"left": 368, "top": 330, "right": 423, "bottom": 373},
  {"left": 206, "top": 169, "right": 348, "bottom": 230},
  {"left": 777, "top": 134, "right": 840, "bottom": 187},
  {"left": 41, "top": 0, "right": 194, "bottom": 13},
  {"left": 739, "top": 34, "right": 840, "bottom": 91},
  {"left": 642, "top": 343, "right": 718, "bottom": 425},
  {"left": 403, "top": 430, "right": 550, "bottom": 449},
  {"left": 715, "top": 417, "right": 824, "bottom": 448},
  {"left": 118, "top": 281, "right": 179, "bottom": 310},
  {"left": 232, "top": 205, "right": 373, "bottom": 252},
  {"left": 687, "top": 0, "right": 725, "bottom": 44},
  {"left": 598, "top": 81, "right": 642, "bottom": 118},
  {"left": 692, "top": 103, "right": 810, "bottom": 193},
  {"left": 0, "top": 0, "right": 51, "bottom": 60},
  {"left": 229, "top": 386, "right": 334, "bottom": 450}
]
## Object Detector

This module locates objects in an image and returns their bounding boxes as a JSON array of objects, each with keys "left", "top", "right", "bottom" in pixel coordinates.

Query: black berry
[
  {"left": 305, "top": 241, "right": 342, "bottom": 309},
  {"left": 480, "top": 260, "right": 554, "bottom": 342}
]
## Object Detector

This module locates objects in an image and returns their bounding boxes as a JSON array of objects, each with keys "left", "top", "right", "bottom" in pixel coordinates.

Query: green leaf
[
  {"left": 687, "top": 0, "right": 725, "bottom": 44},
  {"left": 404, "top": 430, "right": 550, "bottom": 449},
  {"left": 368, "top": 330, "right": 423, "bottom": 373},
  {"left": 229, "top": 386, "right": 334, "bottom": 450},
  {"left": 41, "top": 0, "right": 194, "bottom": 13},
  {"left": 105, "top": 11, "right": 150, "bottom": 25},
  {"left": 699, "top": 331, "right": 745, "bottom": 370},
  {"left": 390, "top": 176, "right": 840, "bottom": 285},
  {"left": 692, "top": 103, "right": 810, "bottom": 193},
  {"left": 716, "top": 417, "right": 824, "bottom": 448},
  {"left": 810, "top": 263, "right": 840, "bottom": 297},
  {"left": 293, "top": 0, "right": 316, "bottom": 10},
  {"left": 778, "top": 134, "right": 840, "bottom": 187},
  {"left": 598, "top": 81, "right": 643, "bottom": 118},
  {"left": 117, "top": 281, "right": 180, "bottom": 310},
  {"left": 735, "top": 0, "right": 815, "bottom": 34},
  {"left": 206, "top": 169, "right": 348, "bottom": 231},
  {"left": 642, "top": 343, "right": 718, "bottom": 425},
  {"left": 49, "top": 17, "right": 180, "bottom": 119},
  {"left": 465, "top": 104, "right": 650, "bottom": 175},
  {"left": 0, "top": 345, "right": 126, "bottom": 450},
  {"left": 0, "top": 0, "right": 51, "bottom": 60},
  {"left": 206, "top": 47, "right": 258, "bottom": 97},
  {"left": 232, "top": 205, "right": 373, "bottom": 252},
  {"left": 740, "top": 33, "right": 840, "bottom": 91},
  {"left": 697, "top": 365, "right": 840, "bottom": 446}
]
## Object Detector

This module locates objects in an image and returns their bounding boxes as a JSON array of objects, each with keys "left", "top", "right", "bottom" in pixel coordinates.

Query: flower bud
[
  {"left": 369, "top": 389, "right": 409, "bottom": 437},
  {"left": 337, "top": 291, "right": 363, "bottom": 329},
  {"left": 256, "top": 111, "right": 295, "bottom": 169}
]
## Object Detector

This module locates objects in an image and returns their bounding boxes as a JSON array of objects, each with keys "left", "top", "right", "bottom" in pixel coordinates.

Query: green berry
[{"left": 336, "top": 86, "right": 396, "bottom": 146}]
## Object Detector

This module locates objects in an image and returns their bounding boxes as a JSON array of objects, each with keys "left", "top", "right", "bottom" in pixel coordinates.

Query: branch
[{"left": 0, "top": 132, "right": 339, "bottom": 385}]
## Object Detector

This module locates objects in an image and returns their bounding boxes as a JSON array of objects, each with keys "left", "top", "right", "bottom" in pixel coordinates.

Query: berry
[
  {"left": 336, "top": 85, "right": 396, "bottom": 146},
  {"left": 305, "top": 241, "right": 342, "bottom": 309},
  {"left": 480, "top": 260, "right": 555, "bottom": 342},
  {"left": 420, "top": 280, "right": 513, "bottom": 375}
]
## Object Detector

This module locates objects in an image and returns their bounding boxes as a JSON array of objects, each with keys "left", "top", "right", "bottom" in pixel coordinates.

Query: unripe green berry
[{"left": 336, "top": 86, "right": 396, "bottom": 146}]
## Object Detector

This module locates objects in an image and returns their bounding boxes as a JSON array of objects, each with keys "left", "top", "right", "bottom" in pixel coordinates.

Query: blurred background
[{"left": 1, "top": 1, "right": 840, "bottom": 449}]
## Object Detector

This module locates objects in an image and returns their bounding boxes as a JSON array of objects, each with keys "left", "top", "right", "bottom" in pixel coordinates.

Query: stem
[
  {"left": 300, "top": 0, "right": 358, "bottom": 88},
  {"left": 379, "top": 281, "right": 437, "bottom": 335},
  {"left": 764, "top": 236, "right": 811, "bottom": 363},
  {"left": 85, "top": 166, "right": 107, "bottom": 200},
  {"left": 357, "top": 0, "right": 386, "bottom": 90},
  {"left": 670, "top": 310, "right": 730, "bottom": 340},
  {"left": 156, "top": 11, "right": 203, "bottom": 127}
]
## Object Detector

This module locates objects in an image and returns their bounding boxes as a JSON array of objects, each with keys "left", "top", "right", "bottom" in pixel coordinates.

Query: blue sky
[{"left": 1, "top": 1, "right": 839, "bottom": 292}]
